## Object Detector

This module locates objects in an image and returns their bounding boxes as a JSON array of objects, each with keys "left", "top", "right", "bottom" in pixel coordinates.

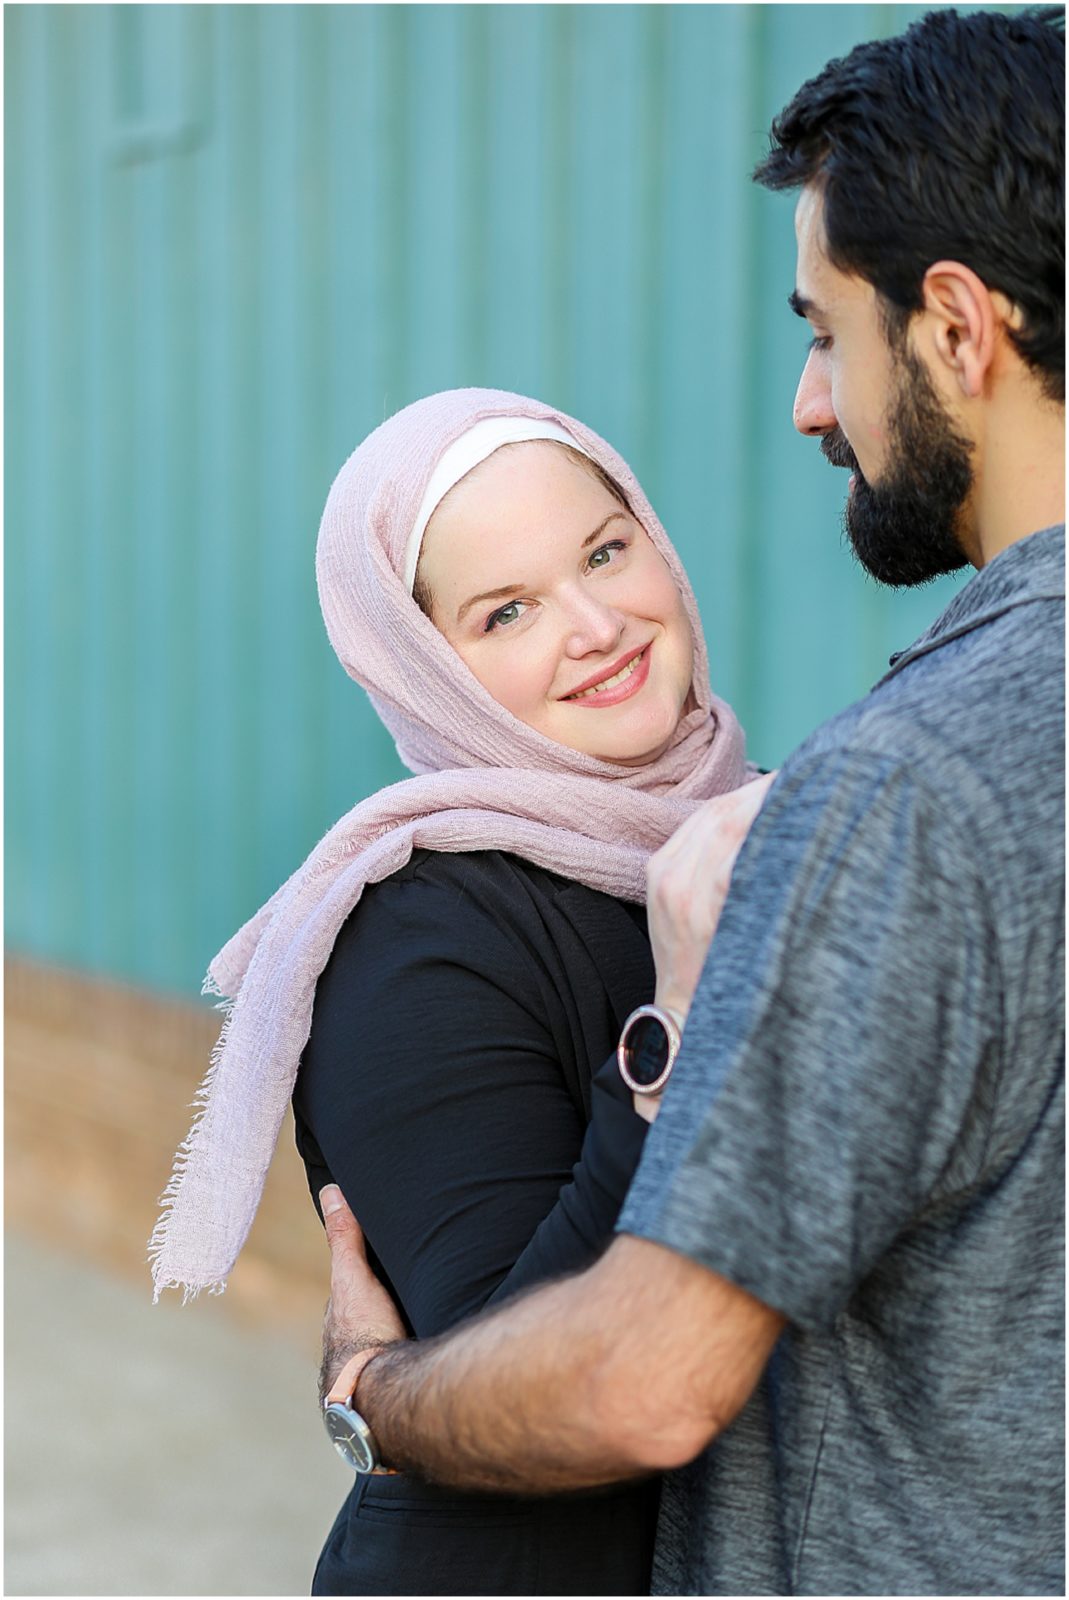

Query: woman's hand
[
  {"left": 632, "top": 1091, "right": 662, "bottom": 1124},
  {"left": 319, "top": 1185, "right": 407, "bottom": 1404},
  {"left": 648, "top": 773, "right": 776, "bottom": 1027}
]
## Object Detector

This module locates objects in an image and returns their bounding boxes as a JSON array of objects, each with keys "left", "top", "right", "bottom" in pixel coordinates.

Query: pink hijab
[{"left": 150, "top": 388, "right": 748, "bottom": 1301}]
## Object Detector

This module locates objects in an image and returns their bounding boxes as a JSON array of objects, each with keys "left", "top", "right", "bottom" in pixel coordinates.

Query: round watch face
[
  {"left": 622, "top": 1012, "right": 673, "bottom": 1086},
  {"left": 323, "top": 1403, "right": 376, "bottom": 1472}
]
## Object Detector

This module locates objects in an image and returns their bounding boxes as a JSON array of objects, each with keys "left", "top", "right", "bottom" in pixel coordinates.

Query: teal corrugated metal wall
[{"left": 7, "top": 3, "right": 966, "bottom": 995}]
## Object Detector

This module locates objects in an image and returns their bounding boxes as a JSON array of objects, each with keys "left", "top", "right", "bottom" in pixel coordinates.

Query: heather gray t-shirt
[{"left": 620, "top": 526, "right": 1065, "bottom": 1596}]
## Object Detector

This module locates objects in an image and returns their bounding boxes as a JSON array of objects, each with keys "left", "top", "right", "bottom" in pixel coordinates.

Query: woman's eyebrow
[
  {"left": 581, "top": 511, "right": 629, "bottom": 549},
  {"left": 455, "top": 513, "right": 630, "bottom": 624},
  {"left": 456, "top": 582, "right": 525, "bottom": 624}
]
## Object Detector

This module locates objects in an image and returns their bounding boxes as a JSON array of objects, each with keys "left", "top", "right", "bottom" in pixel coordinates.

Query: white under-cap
[{"left": 402, "top": 416, "right": 595, "bottom": 593}]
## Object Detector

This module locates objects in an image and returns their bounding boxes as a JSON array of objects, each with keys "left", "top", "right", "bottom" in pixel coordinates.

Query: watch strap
[
  {"left": 326, "top": 1345, "right": 386, "bottom": 1408},
  {"left": 324, "top": 1347, "right": 400, "bottom": 1474}
]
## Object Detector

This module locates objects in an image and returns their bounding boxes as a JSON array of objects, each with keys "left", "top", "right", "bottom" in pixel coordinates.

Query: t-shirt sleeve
[
  {"left": 294, "top": 858, "right": 649, "bottom": 1339},
  {"left": 618, "top": 744, "right": 1002, "bottom": 1333}
]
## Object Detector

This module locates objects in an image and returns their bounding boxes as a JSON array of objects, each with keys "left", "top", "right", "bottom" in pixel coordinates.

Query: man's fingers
[
  {"left": 320, "top": 1184, "right": 368, "bottom": 1269},
  {"left": 320, "top": 1182, "right": 360, "bottom": 1234}
]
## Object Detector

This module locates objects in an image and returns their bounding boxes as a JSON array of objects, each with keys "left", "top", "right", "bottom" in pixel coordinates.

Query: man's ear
[{"left": 920, "top": 261, "right": 1003, "bottom": 400}]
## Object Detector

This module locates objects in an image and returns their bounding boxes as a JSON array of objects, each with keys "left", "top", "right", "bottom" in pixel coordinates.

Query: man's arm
[{"left": 323, "top": 1192, "right": 784, "bottom": 1494}]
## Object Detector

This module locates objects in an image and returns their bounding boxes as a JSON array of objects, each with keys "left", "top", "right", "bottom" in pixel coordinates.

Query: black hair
[{"left": 754, "top": 7, "right": 1065, "bottom": 400}]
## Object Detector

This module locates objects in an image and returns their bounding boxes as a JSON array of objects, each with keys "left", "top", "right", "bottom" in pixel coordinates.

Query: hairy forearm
[
  {"left": 341, "top": 1235, "right": 783, "bottom": 1496},
  {"left": 355, "top": 1278, "right": 638, "bottom": 1492},
  {"left": 353, "top": 1255, "right": 685, "bottom": 1494}
]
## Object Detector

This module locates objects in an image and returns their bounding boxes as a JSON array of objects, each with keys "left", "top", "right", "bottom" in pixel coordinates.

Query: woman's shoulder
[
  {"left": 380, "top": 847, "right": 643, "bottom": 916},
  {"left": 327, "top": 849, "right": 559, "bottom": 979},
  {"left": 357, "top": 846, "right": 551, "bottom": 922},
  {"left": 359, "top": 847, "right": 612, "bottom": 929},
  {"left": 300, "top": 852, "right": 589, "bottom": 1114},
  {"left": 381, "top": 846, "right": 565, "bottom": 897},
  {"left": 299, "top": 846, "right": 652, "bottom": 1137},
  {"left": 319, "top": 848, "right": 646, "bottom": 1020}
]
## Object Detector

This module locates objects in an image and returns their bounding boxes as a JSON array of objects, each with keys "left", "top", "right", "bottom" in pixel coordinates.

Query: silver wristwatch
[
  {"left": 323, "top": 1398, "right": 393, "bottom": 1474},
  {"left": 322, "top": 1352, "right": 397, "bottom": 1474}
]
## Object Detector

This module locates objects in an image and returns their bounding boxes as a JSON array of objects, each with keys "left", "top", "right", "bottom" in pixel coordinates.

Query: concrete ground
[{"left": 5, "top": 1230, "right": 351, "bottom": 1596}]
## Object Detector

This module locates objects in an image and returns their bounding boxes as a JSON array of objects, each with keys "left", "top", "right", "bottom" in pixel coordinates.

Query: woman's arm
[
  {"left": 294, "top": 854, "right": 649, "bottom": 1338},
  {"left": 484, "top": 1052, "right": 648, "bottom": 1304}
]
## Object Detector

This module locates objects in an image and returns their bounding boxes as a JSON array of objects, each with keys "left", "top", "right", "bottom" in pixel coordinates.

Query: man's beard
[{"left": 821, "top": 344, "right": 973, "bottom": 587}]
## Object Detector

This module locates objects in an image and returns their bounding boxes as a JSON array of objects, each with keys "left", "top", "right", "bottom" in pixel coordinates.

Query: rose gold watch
[{"left": 617, "top": 1004, "right": 683, "bottom": 1096}]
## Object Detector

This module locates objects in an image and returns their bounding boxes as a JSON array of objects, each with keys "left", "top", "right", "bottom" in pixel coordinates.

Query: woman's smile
[{"left": 561, "top": 644, "right": 651, "bottom": 705}]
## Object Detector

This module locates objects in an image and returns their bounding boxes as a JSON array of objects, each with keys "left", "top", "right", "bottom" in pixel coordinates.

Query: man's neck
[{"left": 972, "top": 389, "right": 1065, "bottom": 566}]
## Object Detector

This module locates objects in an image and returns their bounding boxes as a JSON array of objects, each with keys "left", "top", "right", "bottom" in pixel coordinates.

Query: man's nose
[{"left": 793, "top": 349, "right": 836, "bottom": 437}]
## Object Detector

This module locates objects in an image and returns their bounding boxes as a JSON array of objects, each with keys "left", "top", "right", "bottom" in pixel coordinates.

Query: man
[{"left": 317, "top": 10, "right": 1064, "bottom": 1593}]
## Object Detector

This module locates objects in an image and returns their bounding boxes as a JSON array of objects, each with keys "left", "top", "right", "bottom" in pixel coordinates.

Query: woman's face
[{"left": 418, "top": 442, "right": 695, "bottom": 765}]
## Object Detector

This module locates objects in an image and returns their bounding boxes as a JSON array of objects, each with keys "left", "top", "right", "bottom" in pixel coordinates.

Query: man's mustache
[{"left": 820, "top": 428, "right": 860, "bottom": 472}]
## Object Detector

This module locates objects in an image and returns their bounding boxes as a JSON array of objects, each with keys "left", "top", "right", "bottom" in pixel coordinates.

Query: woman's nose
[
  {"left": 561, "top": 589, "right": 626, "bottom": 658},
  {"left": 793, "top": 348, "right": 836, "bottom": 437}
]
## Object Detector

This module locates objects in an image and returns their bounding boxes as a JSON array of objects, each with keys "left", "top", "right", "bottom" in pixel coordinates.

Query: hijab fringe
[{"left": 147, "top": 975, "right": 234, "bottom": 1303}]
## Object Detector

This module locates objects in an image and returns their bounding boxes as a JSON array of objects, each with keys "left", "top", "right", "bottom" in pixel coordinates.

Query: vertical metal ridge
[
  {"left": 460, "top": 5, "right": 491, "bottom": 382},
  {"left": 735, "top": 0, "right": 773, "bottom": 753},
  {"left": 155, "top": 5, "right": 204, "bottom": 985},
  {"left": 76, "top": 6, "right": 114, "bottom": 974},
  {"left": 4, "top": 6, "right": 37, "bottom": 948},
  {"left": 545, "top": 4, "right": 575, "bottom": 406},
  {"left": 380, "top": 7, "right": 410, "bottom": 417},
  {"left": 253, "top": 4, "right": 305, "bottom": 891},
  {"left": 291, "top": 2, "right": 332, "bottom": 846},
  {"left": 97, "top": 7, "right": 141, "bottom": 975},
  {"left": 224, "top": 5, "right": 266, "bottom": 920},
  {"left": 633, "top": 3, "right": 670, "bottom": 505},
  {"left": 49, "top": 9, "right": 91, "bottom": 959},
  {"left": 192, "top": 2, "right": 240, "bottom": 969}
]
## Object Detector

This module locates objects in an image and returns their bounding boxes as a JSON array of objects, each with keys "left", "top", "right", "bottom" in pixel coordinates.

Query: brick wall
[{"left": 6, "top": 957, "right": 329, "bottom": 1352}]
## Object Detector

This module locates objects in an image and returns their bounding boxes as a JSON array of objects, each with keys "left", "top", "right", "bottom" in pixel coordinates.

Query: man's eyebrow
[
  {"left": 788, "top": 289, "right": 822, "bottom": 320},
  {"left": 455, "top": 512, "right": 630, "bottom": 625}
]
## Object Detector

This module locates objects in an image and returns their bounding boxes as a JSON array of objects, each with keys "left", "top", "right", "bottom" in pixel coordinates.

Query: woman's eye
[
  {"left": 807, "top": 334, "right": 832, "bottom": 353},
  {"left": 484, "top": 600, "right": 525, "bottom": 632},
  {"left": 587, "top": 539, "right": 627, "bottom": 571}
]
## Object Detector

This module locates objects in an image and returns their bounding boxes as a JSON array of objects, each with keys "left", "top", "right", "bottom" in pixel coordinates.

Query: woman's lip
[
  {"left": 563, "top": 644, "right": 648, "bottom": 698},
  {"left": 562, "top": 645, "right": 651, "bottom": 708}
]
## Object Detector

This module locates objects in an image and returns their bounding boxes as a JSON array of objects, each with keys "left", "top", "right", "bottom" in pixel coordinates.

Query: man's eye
[
  {"left": 484, "top": 600, "right": 525, "bottom": 632},
  {"left": 587, "top": 540, "right": 627, "bottom": 571},
  {"left": 807, "top": 334, "right": 832, "bottom": 353}
]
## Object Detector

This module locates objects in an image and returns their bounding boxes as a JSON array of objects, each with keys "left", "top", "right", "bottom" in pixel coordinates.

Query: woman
[{"left": 151, "top": 389, "right": 756, "bottom": 1595}]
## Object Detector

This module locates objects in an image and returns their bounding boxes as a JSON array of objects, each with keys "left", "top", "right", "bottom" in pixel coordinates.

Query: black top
[{"left": 293, "top": 849, "right": 661, "bottom": 1596}]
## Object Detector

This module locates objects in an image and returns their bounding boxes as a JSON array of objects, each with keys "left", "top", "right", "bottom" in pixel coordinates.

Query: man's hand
[
  {"left": 648, "top": 773, "right": 775, "bottom": 1025},
  {"left": 318, "top": 1185, "right": 407, "bottom": 1404}
]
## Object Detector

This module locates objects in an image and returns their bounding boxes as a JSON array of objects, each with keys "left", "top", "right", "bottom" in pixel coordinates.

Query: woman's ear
[{"left": 920, "top": 261, "right": 1002, "bottom": 400}]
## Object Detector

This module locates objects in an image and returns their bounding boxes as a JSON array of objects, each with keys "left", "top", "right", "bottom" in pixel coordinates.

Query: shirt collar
[{"left": 882, "top": 523, "right": 1065, "bottom": 681}]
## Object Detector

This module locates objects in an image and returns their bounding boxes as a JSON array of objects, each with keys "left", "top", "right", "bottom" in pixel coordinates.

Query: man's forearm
[
  {"left": 354, "top": 1267, "right": 655, "bottom": 1493},
  {"left": 351, "top": 1233, "right": 760, "bottom": 1494},
  {"left": 339, "top": 1233, "right": 783, "bottom": 1496}
]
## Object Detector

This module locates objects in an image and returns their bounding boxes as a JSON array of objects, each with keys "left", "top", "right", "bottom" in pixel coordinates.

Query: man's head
[{"left": 755, "top": 7, "right": 1064, "bottom": 584}]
